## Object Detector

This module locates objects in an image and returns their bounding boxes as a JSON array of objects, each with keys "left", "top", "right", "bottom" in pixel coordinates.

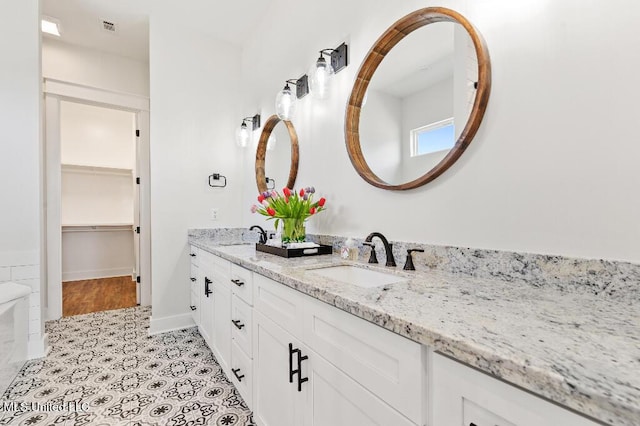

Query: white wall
[
  {"left": 62, "top": 228, "right": 134, "bottom": 281},
  {"left": 149, "top": 16, "right": 243, "bottom": 331},
  {"left": 60, "top": 101, "right": 135, "bottom": 226},
  {"left": 61, "top": 168, "right": 134, "bottom": 225},
  {"left": 60, "top": 101, "right": 136, "bottom": 169},
  {"left": 0, "top": 0, "right": 45, "bottom": 358},
  {"left": 240, "top": 0, "right": 640, "bottom": 263},
  {"left": 42, "top": 38, "right": 149, "bottom": 96},
  {"left": 360, "top": 90, "right": 403, "bottom": 183}
]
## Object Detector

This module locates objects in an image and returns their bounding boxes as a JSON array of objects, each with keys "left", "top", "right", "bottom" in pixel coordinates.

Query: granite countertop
[{"left": 189, "top": 238, "right": 640, "bottom": 426}]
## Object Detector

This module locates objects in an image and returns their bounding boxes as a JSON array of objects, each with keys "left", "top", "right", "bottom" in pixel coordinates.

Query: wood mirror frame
[
  {"left": 255, "top": 114, "right": 300, "bottom": 193},
  {"left": 345, "top": 7, "right": 491, "bottom": 190}
]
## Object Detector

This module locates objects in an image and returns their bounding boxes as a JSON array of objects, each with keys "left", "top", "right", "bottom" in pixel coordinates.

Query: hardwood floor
[{"left": 62, "top": 275, "right": 137, "bottom": 316}]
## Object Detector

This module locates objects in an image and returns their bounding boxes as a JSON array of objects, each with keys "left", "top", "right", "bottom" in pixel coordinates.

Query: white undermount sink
[{"left": 308, "top": 265, "right": 407, "bottom": 288}]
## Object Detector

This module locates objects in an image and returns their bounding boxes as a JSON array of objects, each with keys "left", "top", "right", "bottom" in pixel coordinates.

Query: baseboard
[
  {"left": 149, "top": 313, "right": 195, "bottom": 336},
  {"left": 28, "top": 333, "right": 49, "bottom": 359},
  {"left": 62, "top": 268, "right": 132, "bottom": 282}
]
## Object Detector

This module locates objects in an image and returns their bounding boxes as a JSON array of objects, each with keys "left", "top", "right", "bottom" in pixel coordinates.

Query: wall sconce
[
  {"left": 275, "top": 76, "right": 309, "bottom": 121},
  {"left": 235, "top": 114, "right": 261, "bottom": 148},
  {"left": 309, "top": 42, "right": 348, "bottom": 100}
]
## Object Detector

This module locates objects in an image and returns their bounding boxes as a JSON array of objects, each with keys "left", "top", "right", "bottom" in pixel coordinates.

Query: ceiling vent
[{"left": 101, "top": 20, "right": 116, "bottom": 33}]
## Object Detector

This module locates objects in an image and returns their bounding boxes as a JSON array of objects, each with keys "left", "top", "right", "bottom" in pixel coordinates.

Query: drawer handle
[
  {"left": 189, "top": 253, "right": 196, "bottom": 257},
  {"left": 190, "top": 305, "right": 196, "bottom": 311},
  {"left": 469, "top": 423, "right": 477, "bottom": 426},
  {"left": 190, "top": 277, "right": 196, "bottom": 282},
  {"left": 231, "top": 279, "right": 245, "bottom": 287},
  {"left": 232, "top": 368, "right": 244, "bottom": 382},
  {"left": 232, "top": 319, "right": 245, "bottom": 330},
  {"left": 204, "top": 277, "right": 212, "bottom": 297}
]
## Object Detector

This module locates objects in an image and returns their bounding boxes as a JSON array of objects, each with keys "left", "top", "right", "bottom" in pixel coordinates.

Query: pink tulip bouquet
[{"left": 251, "top": 187, "right": 327, "bottom": 243}]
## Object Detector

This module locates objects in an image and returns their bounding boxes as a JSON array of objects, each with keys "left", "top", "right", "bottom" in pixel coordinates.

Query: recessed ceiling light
[{"left": 41, "top": 17, "right": 61, "bottom": 36}]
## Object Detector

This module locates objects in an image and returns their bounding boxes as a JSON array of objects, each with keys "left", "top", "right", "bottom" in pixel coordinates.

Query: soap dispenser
[{"left": 341, "top": 237, "right": 358, "bottom": 261}]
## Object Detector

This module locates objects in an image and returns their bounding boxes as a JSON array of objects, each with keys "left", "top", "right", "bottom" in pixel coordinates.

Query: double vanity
[{"left": 187, "top": 229, "right": 639, "bottom": 426}]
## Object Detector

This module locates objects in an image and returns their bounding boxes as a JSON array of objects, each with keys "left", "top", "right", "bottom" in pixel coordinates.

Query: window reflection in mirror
[{"left": 411, "top": 118, "right": 455, "bottom": 157}]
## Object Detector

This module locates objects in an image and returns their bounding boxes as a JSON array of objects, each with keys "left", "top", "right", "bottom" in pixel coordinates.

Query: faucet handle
[
  {"left": 403, "top": 249, "right": 424, "bottom": 271},
  {"left": 363, "top": 242, "right": 378, "bottom": 264}
]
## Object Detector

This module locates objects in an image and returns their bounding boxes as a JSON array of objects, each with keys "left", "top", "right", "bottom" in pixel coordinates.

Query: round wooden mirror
[
  {"left": 255, "top": 114, "right": 299, "bottom": 193},
  {"left": 345, "top": 7, "right": 491, "bottom": 190}
]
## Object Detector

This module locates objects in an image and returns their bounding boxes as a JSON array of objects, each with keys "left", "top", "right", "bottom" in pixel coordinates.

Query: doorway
[
  {"left": 59, "top": 100, "right": 138, "bottom": 316},
  {"left": 44, "top": 80, "right": 151, "bottom": 320}
]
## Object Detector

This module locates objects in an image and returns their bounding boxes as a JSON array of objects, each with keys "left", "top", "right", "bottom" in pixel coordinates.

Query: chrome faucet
[
  {"left": 364, "top": 232, "right": 396, "bottom": 267},
  {"left": 250, "top": 225, "right": 268, "bottom": 244}
]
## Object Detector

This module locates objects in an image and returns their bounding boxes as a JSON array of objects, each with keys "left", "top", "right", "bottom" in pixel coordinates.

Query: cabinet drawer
[
  {"left": 432, "top": 353, "right": 600, "bottom": 426},
  {"left": 231, "top": 340, "right": 253, "bottom": 408},
  {"left": 231, "top": 295, "right": 252, "bottom": 358},
  {"left": 230, "top": 263, "right": 253, "bottom": 305},
  {"left": 254, "top": 274, "right": 305, "bottom": 341},
  {"left": 303, "top": 296, "right": 425, "bottom": 425}
]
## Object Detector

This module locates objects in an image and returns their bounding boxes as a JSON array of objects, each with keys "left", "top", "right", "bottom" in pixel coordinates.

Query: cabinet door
[
  {"left": 303, "top": 347, "right": 415, "bottom": 426},
  {"left": 303, "top": 295, "right": 425, "bottom": 424},
  {"left": 199, "top": 269, "right": 215, "bottom": 347},
  {"left": 213, "top": 280, "right": 231, "bottom": 372},
  {"left": 254, "top": 274, "right": 305, "bottom": 341},
  {"left": 432, "top": 353, "right": 600, "bottom": 426},
  {"left": 253, "top": 310, "right": 304, "bottom": 426}
]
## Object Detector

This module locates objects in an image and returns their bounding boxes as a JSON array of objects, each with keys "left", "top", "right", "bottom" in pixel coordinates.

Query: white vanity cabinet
[
  {"left": 432, "top": 353, "right": 601, "bottom": 426},
  {"left": 191, "top": 247, "right": 602, "bottom": 426},
  {"left": 253, "top": 273, "right": 425, "bottom": 426}
]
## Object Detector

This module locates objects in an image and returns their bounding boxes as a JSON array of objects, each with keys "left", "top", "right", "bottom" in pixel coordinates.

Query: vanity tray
[{"left": 255, "top": 243, "right": 333, "bottom": 258}]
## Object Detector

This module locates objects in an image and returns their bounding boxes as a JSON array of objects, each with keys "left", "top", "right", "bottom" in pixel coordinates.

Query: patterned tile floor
[{"left": 0, "top": 306, "right": 254, "bottom": 426}]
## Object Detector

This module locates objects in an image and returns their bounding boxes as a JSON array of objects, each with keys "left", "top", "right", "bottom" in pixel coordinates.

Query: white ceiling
[{"left": 41, "top": 0, "right": 275, "bottom": 62}]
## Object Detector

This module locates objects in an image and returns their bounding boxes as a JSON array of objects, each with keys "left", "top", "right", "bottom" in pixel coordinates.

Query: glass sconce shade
[
  {"left": 309, "top": 55, "right": 334, "bottom": 100},
  {"left": 275, "top": 84, "right": 296, "bottom": 121},
  {"left": 236, "top": 122, "right": 251, "bottom": 148}
]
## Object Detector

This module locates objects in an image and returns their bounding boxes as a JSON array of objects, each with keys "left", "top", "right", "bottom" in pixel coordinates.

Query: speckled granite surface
[
  {"left": 190, "top": 229, "right": 640, "bottom": 302},
  {"left": 307, "top": 234, "right": 640, "bottom": 301},
  {"left": 188, "top": 234, "right": 640, "bottom": 426}
]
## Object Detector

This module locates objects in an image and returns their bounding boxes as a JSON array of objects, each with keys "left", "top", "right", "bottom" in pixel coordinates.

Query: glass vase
[{"left": 281, "top": 217, "right": 306, "bottom": 243}]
